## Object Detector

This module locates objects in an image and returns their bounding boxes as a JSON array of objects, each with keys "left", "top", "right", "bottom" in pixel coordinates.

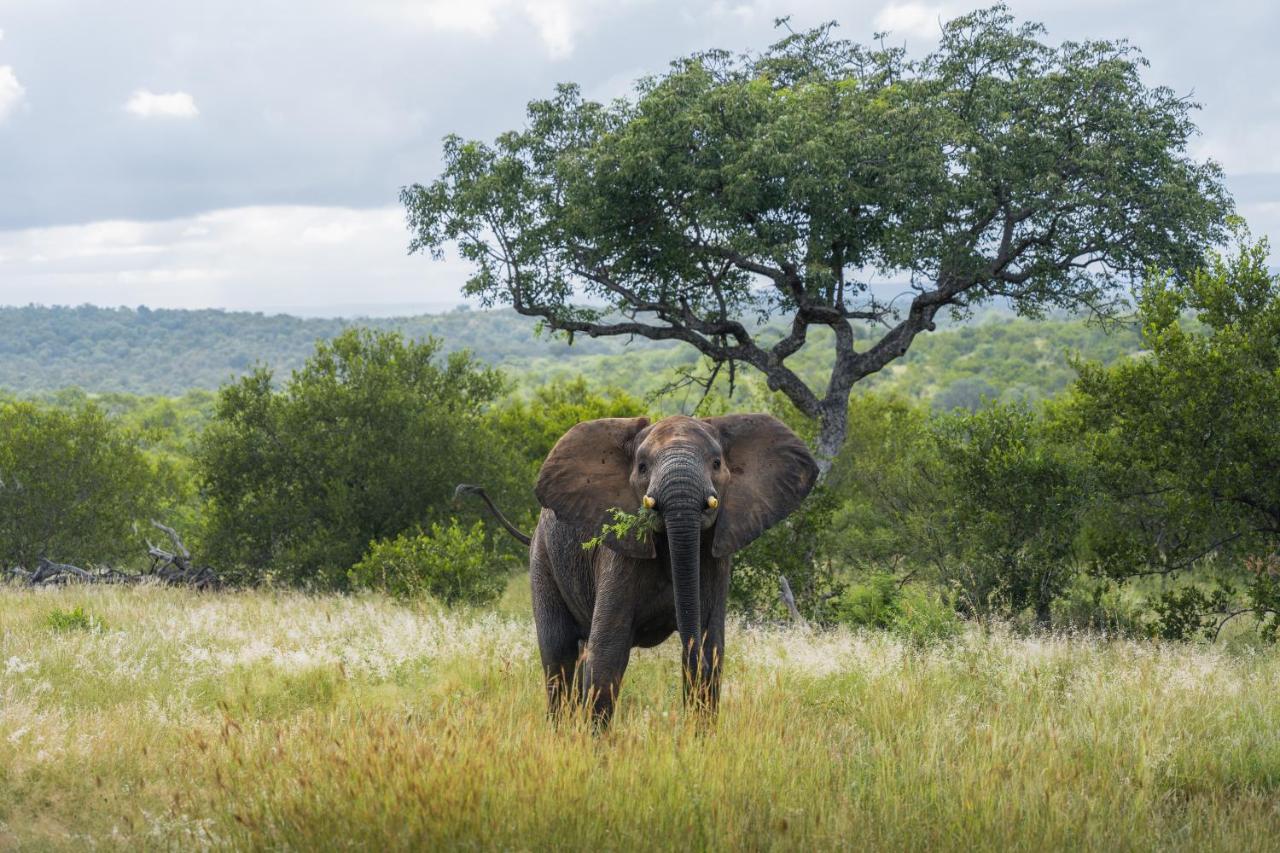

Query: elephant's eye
[
  {"left": 637, "top": 462, "right": 648, "bottom": 475},
  {"left": 712, "top": 458, "right": 722, "bottom": 470}
]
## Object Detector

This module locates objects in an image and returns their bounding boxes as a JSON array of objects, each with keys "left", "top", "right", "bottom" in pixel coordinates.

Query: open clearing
[{"left": 2, "top": 583, "right": 1280, "bottom": 850}]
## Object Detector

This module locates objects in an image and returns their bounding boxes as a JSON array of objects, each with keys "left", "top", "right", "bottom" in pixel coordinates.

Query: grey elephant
[{"left": 470, "top": 413, "right": 817, "bottom": 724}]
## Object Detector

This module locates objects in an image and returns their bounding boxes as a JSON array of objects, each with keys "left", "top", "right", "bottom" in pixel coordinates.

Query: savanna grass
[{"left": 2, "top": 581, "right": 1279, "bottom": 850}]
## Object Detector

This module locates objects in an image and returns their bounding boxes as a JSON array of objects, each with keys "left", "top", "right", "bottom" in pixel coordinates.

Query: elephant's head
[{"left": 535, "top": 414, "right": 818, "bottom": 671}]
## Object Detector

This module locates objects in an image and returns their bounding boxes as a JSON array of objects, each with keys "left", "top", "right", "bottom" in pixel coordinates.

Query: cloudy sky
[{"left": 0, "top": 1, "right": 1277, "bottom": 315}]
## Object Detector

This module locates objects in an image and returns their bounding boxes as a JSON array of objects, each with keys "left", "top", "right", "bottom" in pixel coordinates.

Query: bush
[
  {"left": 833, "top": 573, "right": 901, "bottom": 630},
  {"left": 46, "top": 606, "right": 104, "bottom": 632},
  {"left": 930, "top": 404, "right": 1091, "bottom": 625},
  {"left": 833, "top": 573, "right": 961, "bottom": 645},
  {"left": 894, "top": 586, "right": 963, "bottom": 645},
  {"left": 198, "top": 329, "right": 517, "bottom": 587},
  {"left": 489, "top": 378, "right": 648, "bottom": 533},
  {"left": 1050, "top": 575, "right": 1149, "bottom": 637},
  {"left": 0, "top": 401, "right": 169, "bottom": 569},
  {"left": 350, "top": 520, "right": 507, "bottom": 606}
]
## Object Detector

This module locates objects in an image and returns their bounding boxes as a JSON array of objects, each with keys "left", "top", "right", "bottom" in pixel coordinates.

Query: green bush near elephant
[
  {"left": 350, "top": 520, "right": 508, "bottom": 606},
  {"left": 834, "top": 573, "right": 961, "bottom": 645},
  {"left": 197, "top": 329, "right": 517, "bottom": 587}
]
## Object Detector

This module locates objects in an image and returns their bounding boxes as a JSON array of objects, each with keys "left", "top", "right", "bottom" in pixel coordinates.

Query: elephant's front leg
[
  {"left": 580, "top": 562, "right": 636, "bottom": 726},
  {"left": 579, "top": 635, "right": 632, "bottom": 726}
]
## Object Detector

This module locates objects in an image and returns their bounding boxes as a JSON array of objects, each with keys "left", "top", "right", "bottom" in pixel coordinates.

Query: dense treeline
[{"left": 2, "top": 240, "right": 1276, "bottom": 643}]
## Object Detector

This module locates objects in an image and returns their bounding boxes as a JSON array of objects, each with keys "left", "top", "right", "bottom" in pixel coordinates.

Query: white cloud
[
  {"left": 1193, "top": 120, "right": 1280, "bottom": 175},
  {"left": 0, "top": 66, "right": 25, "bottom": 122},
  {"left": 388, "top": 0, "right": 502, "bottom": 35},
  {"left": 874, "top": 2, "right": 957, "bottom": 41},
  {"left": 375, "top": 0, "right": 603, "bottom": 59},
  {"left": 124, "top": 89, "right": 199, "bottom": 119},
  {"left": 525, "top": 1, "right": 577, "bottom": 60},
  {"left": 0, "top": 205, "right": 473, "bottom": 312},
  {"left": 375, "top": 0, "right": 543, "bottom": 41}
]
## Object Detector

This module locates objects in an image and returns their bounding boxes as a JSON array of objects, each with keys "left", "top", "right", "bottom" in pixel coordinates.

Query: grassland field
[{"left": 3, "top": 577, "right": 1280, "bottom": 850}]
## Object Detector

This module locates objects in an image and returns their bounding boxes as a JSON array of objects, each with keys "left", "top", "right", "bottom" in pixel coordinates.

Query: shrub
[
  {"left": 833, "top": 573, "right": 961, "bottom": 645},
  {"left": 46, "top": 606, "right": 104, "bottom": 632},
  {"left": 350, "top": 520, "right": 507, "bottom": 606},
  {"left": 198, "top": 329, "right": 517, "bottom": 587},
  {"left": 1050, "top": 575, "right": 1149, "bottom": 637},
  {"left": 930, "top": 404, "right": 1092, "bottom": 625},
  {"left": 0, "top": 401, "right": 168, "bottom": 569},
  {"left": 832, "top": 573, "right": 901, "bottom": 630}
]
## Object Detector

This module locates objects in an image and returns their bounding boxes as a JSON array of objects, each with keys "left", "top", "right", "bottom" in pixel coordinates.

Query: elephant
[{"left": 470, "top": 413, "right": 817, "bottom": 725}]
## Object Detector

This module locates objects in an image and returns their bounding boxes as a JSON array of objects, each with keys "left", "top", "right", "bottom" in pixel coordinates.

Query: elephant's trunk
[
  {"left": 665, "top": 510, "right": 703, "bottom": 688},
  {"left": 655, "top": 445, "right": 707, "bottom": 694}
]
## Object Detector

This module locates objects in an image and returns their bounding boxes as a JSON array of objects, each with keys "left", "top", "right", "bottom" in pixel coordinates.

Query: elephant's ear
[
  {"left": 535, "top": 416, "right": 655, "bottom": 558},
  {"left": 703, "top": 414, "right": 819, "bottom": 558}
]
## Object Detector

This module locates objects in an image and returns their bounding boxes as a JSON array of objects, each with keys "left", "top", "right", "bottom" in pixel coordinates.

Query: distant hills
[
  {"left": 0, "top": 304, "right": 666, "bottom": 396},
  {"left": 0, "top": 304, "right": 1144, "bottom": 406}
]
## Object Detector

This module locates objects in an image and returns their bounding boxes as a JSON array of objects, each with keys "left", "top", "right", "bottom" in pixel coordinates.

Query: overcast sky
[{"left": 0, "top": 0, "right": 1277, "bottom": 315}]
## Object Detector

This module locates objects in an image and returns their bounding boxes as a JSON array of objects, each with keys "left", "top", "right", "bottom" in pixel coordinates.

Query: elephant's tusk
[
  {"left": 707, "top": 495, "right": 718, "bottom": 509},
  {"left": 643, "top": 495, "right": 656, "bottom": 509}
]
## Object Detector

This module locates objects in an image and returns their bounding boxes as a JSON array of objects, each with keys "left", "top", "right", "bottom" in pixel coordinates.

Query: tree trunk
[
  {"left": 778, "top": 575, "right": 807, "bottom": 625},
  {"left": 814, "top": 399, "right": 850, "bottom": 479},
  {"left": 1035, "top": 596, "right": 1053, "bottom": 627}
]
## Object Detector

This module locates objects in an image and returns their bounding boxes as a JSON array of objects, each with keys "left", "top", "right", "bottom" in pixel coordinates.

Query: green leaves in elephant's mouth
[{"left": 581, "top": 506, "right": 661, "bottom": 550}]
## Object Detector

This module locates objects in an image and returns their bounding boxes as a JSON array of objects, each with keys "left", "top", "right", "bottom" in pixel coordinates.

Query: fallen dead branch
[{"left": 7, "top": 521, "right": 221, "bottom": 590}]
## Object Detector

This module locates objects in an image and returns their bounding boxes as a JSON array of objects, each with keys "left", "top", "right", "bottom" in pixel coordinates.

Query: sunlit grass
[{"left": 3, "top": 580, "right": 1280, "bottom": 849}]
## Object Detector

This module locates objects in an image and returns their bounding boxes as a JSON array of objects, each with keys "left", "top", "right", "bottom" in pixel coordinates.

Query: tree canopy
[{"left": 403, "top": 5, "right": 1231, "bottom": 463}]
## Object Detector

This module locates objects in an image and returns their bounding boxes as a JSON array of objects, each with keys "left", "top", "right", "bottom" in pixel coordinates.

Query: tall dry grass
[{"left": 2, "top": 581, "right": 1279, "bottom": 850}]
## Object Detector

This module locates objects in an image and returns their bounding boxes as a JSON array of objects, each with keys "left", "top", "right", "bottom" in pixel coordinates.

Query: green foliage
[
  {"left": 833, "top": 573, "right": 902, "bottom": 630},
  {"left": 1148, "top": 584, "right": 1236, "bottom": 642},
  {"left": 824, "top": 394, "right": 947, "bottom": 571},
  {"left": 349, "top": 520, "right": 507, "bottom": 606},
  {"left": 892, "top": 585, "right": 963, "bottom": 646},
  {"left": 931, "top": 404, "right": 1093, "bottom": 623},
  {"left": 832, "top": 574, "right": 960, "bottom": 645},
  {"left": 198, "top": 329, "right": 514, "bottom": 587},
  {"left": 823, "top": 395, "right": 1094, "bottom": 625},
  {"left": 489, "top": 378, "right": 647, "bottom": 526},
  {"left": 1069, "top": 232, "right": 1280, "bottom": 638},
  {"left": 580, "top": 507, "right": 660, "bottom": 551},
  {"left": 1049, "top": 576, "right": 1149, "bottom": 637},
  {"left": 45, "top": 605, "right": 105, "bottom": 632},
  {"left": 1243, "top": 556, "right": 1280, "bottom": 643},
  {"left": 0, "top": 400, "right": 171, "bottom": 568},
  {"left": 408, "top": 8, "right": 1228, "bottom": 314}
]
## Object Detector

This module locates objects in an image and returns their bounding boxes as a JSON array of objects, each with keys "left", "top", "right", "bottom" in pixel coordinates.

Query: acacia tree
[{"left": 402, "top": 6, "right": 1230, "bottom": 467}]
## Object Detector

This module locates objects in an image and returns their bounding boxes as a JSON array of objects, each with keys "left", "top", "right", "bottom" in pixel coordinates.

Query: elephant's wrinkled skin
[{"left": 527, "top": 413, "right": 817, "bottom": 724}]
